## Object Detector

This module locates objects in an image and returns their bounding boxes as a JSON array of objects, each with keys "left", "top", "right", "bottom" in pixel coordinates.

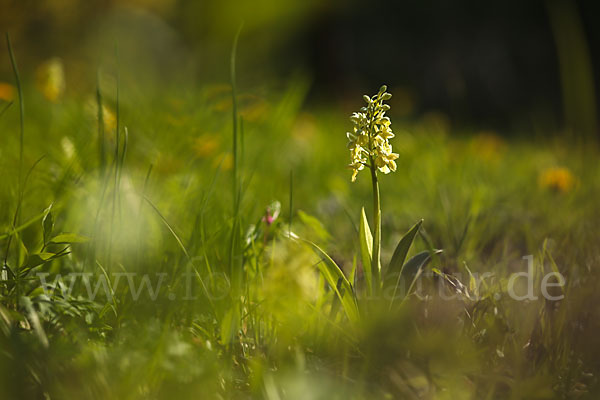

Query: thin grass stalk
[
  {"left": 108, "top": 45, "right": 121, "bottom": 269},
  {"left": 228, "top": 25, "right": 243, "bottom": 282},
  {"left": 117, "top": 127, "right": 128, "bottom": 222},
  {"left": 136, "top": 164, "right": 153, "bottom": 265},
  {"left": 96, "top": 70, "right": 106, "bottom": 175},
  {"left": 231, "top": 26, "right": 241, "bottom": 216},
  {"left": 289, "top": 169, "right": 293, "bottom": 237},
  {"left": 4, "top": 33, "right": 24, "bottom": 307}
]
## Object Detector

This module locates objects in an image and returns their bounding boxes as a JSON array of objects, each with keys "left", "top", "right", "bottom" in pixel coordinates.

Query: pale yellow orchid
[{"left": 347, "top": 86, "right": 398, "bottom": 181}]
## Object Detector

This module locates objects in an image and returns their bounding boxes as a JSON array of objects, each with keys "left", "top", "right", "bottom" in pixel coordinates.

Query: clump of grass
[{"left": 0, "top": 33, "right": 599, "bottom": 400}]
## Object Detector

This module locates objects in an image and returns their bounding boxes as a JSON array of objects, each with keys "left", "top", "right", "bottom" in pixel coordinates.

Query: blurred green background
[
  {"left": 1, "top": 0, "right": 599, "bottom": 136},
  {"left": 1, "top": 1, "right": 600, "bottom": 399}
]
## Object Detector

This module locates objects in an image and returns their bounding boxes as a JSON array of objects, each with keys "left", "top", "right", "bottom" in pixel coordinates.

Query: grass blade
[
  {"left": 392, "top": 249, "right": 442, "bottom": 306},
  {"left": 96, "top": 69, "right": 106, "bottom": 174},
  {"left": 384, "top": 219, "right": 423, "bottom": 290},
  {"left": 296, "top": 238, "right": 359, "bottom": 323},
  {"left": 359, "top": 207, "right": 373, "bottom": 296}
]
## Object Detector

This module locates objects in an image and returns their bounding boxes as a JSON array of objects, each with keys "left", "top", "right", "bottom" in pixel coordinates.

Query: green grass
[{"left": 1, "top": 48, "right": 600, "bottom": 399}]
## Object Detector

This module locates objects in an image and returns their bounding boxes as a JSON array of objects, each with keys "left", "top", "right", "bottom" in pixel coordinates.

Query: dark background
[{"left": 1, "top": 0, "right": 599, "bottom": 135}]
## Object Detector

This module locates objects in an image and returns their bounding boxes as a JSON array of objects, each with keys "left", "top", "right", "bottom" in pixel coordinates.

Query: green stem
[
  {"left": 370, "top": 159, "right": 382, "bottom": 293},
  {"left": 5, "top": 33, "right": 24, "bottom": 308}
]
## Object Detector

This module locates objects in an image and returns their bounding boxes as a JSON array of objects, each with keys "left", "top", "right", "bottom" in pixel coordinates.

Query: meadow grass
[{"left": 0, "top": 42, "right": 599, "bottom": 400}]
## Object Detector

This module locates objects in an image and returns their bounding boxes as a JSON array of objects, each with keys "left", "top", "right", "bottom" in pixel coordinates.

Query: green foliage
[
  {"left": 384, "top": 219, "right": 423, "bottom": 294},
  {"left": 297, "top": 237, "right": 359, "bottom": 323},
  {"left": 0, "top": 42, "right": 599, "bottom": 400}
]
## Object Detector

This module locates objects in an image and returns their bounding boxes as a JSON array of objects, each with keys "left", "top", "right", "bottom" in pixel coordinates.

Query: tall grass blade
[
  {"left": 384, "top": 219, "right": 423, "bottom": 291},
  {"left": 228, "top": 24, "right": 243, "bottom": 288},
  {"left": 288, "top": 169, "right": 293, "bottom": 237},
  {"left": 96, "top": 70, "right": 106, "bottom": 174},
  {"left": 231, "top": 24, "right": 242, "bottom": 215},
  {"left": 297, "top": 238, "right": 359, "bottom": 323},
  {"left": 359, "top": 207, "right": 373, "bottom": 296},
  {"left": 4, "top": 33, "right": 25, "bottom": 306},
  {"left": 143, "top": 196, "right": 214, "bottom": 312}
]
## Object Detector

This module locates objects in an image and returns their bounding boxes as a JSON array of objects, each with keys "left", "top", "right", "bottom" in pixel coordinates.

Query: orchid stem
[{"left": 370, "top": 159, "right": 382, "bottom": 294}]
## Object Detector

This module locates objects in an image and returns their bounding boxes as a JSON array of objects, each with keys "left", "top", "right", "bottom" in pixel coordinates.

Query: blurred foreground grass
[{"left": 0, "top": 54, "right": 599, "bottom": 400}]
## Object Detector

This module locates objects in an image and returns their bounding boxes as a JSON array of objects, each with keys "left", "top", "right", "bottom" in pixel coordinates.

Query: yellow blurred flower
[
  {"left": 239, "top": 94, "right": 269, "bottom": 122},
  {"left": 471, "top": 131, "right": 506, "bottom": 162},
  {"left": 213, "top": 97, "right": 232, "bottom": 112},
  {"left": 86, "top": 98, "right": 117, "bottom": 134},
  {"left": 539, "top": 167, "right": 575, "bottom": 193},
  {"left": 100, "top": 105, "right": 117, "bottom": 132},
  {"left": 204, "top": 83, "right": 231, "bottom": 100},
  {"left": 212, "top": 153, "right": 233, "bottom": 171},
  {"left": 0, "top": 82, "right": 15, "bottom": 101},
  {"left": 193, "top": 135, "right": 220, "bottom": 157},
  {"left": 35, "top": 58, "right": 65, "bottom": 102},
  {"left": 155, "top": 153, "right": 184, "bottom": 174},
  {"left": 213, "top": 94, "right": 269, "bottom": 121}
]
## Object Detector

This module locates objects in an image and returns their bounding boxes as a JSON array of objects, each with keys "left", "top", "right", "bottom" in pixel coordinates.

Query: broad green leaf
[
  {"left": 49, "top": 233, "right": 90, "bottom": 244},
  {"left": 359, "top": 207, "right": 373, "bottom": 295},
  {"left": 384, "top": 219, "right": 423, "bottom": 289},
  {"left": 0, "top": 208, "right": 49, "bottom": 241},
  {"left": 20, "top": 251, "right": 70, "bottom": 276},
  {"left": 22, "top": 252, "right": 55, "bottom": 270},
  {"left": 26, "top": 286, "right": 47, "bottom": 298},
  {"left": 391, "top": 249, "right": 443, "bottom": 305},
  {"left": 402, "top": 250, "right": 442, "bottom": 285},
  {"left": 300, "top": 238, "right": 359, "bottom": 323}
]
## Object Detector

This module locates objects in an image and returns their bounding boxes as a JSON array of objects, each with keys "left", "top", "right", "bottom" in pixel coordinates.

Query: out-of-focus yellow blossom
[
  {"left": 35, "top": 58, "right": 65, "bottom": 102},
  {"left": 86, "top": 98, "right": 117, "bottom": 134},
  {"left": 347, "top": 85, "right": 399, "bottom": 182},
  {"left": 193, "top": 135, "right": 220, "bottom": 157},
  {"left": 539, "top": 167, "right": 575, "bottom": 193},
  {"left": 239, "top": 94, "right": 269, "bottom": 122},
  {"left": 101, "top": 105, "right": 117, "bottom": 132},
  {"left": 155, "top": 154, "right": 184, "bottom": 174},
  {"left": 471, "top": 131, "right": 506, "bottom": 162},
  {"left": 212, "top": 152, "right": 233, "bottom": 171},
  {"left": 212, "top": 93, "right": 269, "bottom": 122},
  {"left": 213, "top": 97, "right": 232, "bottom": 112},
  {"left": 204, "top": 84, "right": 231, "bottom": 101},
  {"left": 0, "top": 82, "right": 15, "bottom": 101}
]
